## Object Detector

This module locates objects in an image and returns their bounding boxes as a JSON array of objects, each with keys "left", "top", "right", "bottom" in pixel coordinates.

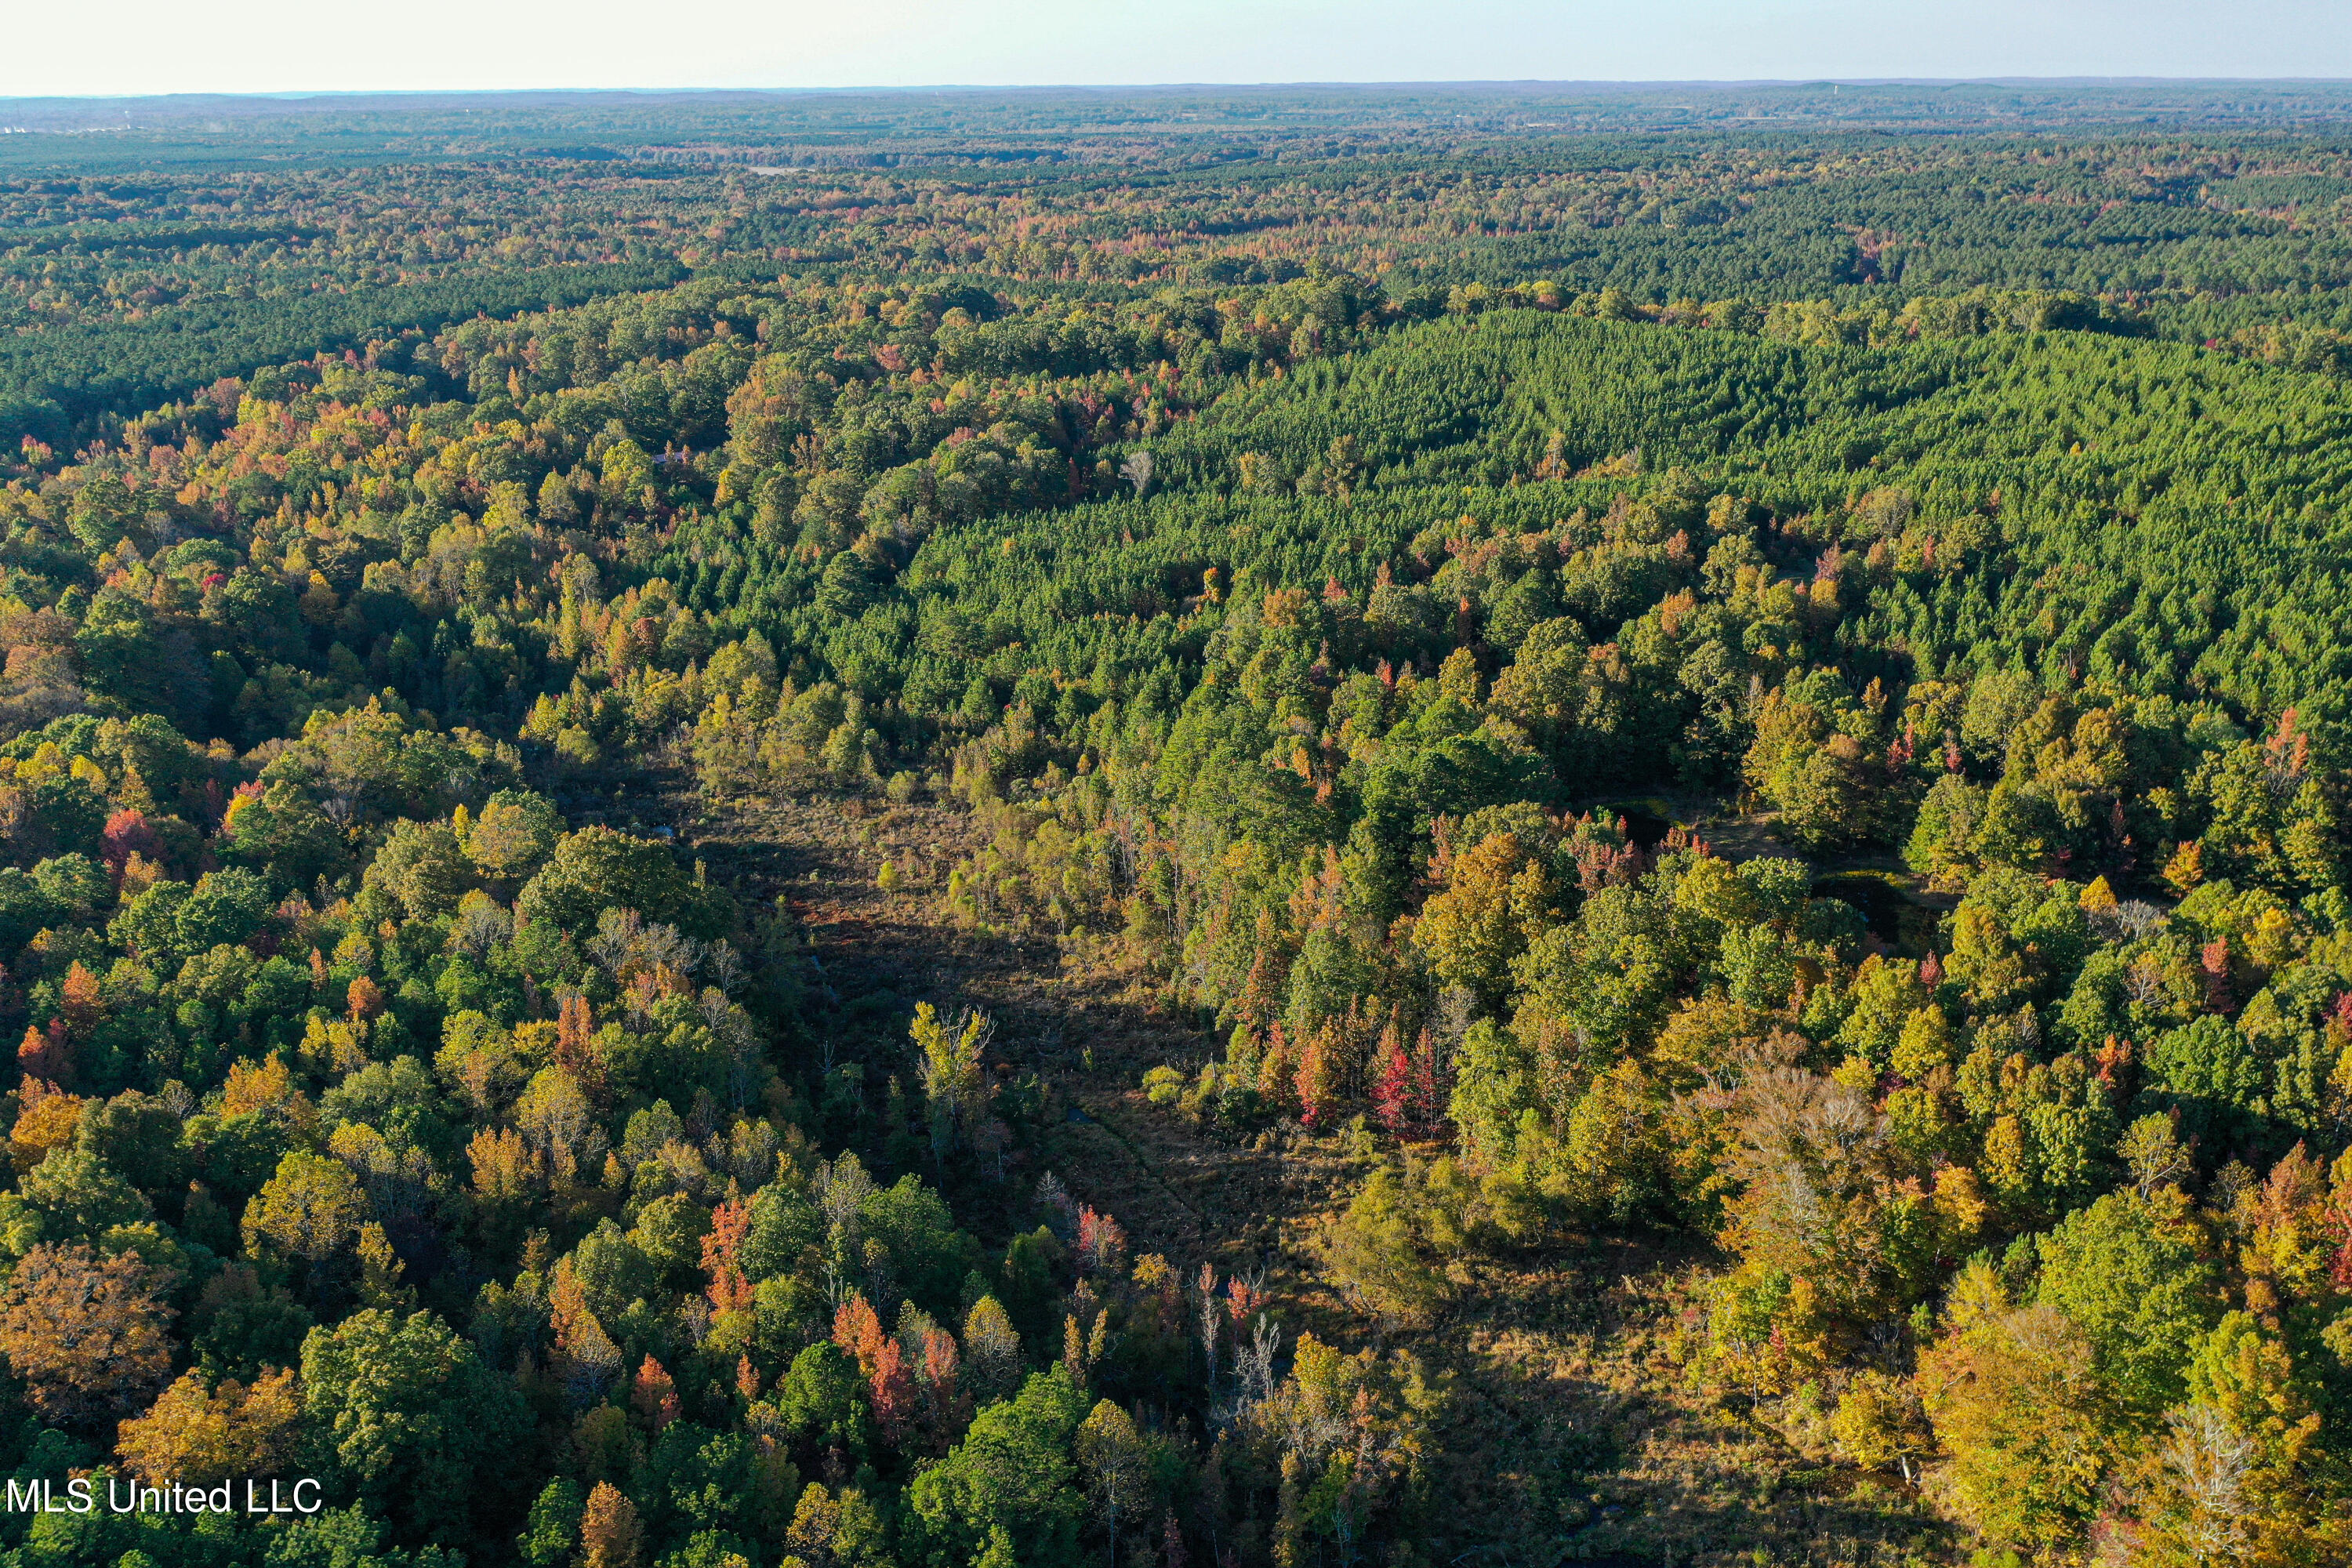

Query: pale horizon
[{"left": 9, "top": 0, "right": 2352, "bottom": 100}]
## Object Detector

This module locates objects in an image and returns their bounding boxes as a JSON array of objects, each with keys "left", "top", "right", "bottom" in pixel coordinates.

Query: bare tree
[
  {"left": 2157, "top": 1402, "right": 2255, "bottom": 1564},
  {"left": 1120, "top": 449, "right": 1153, "bottom": 498}
]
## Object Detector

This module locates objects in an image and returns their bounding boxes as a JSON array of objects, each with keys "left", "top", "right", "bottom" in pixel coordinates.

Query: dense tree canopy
[{"left": 1, "top": 82, "right": 2351, "bottom": 1568}]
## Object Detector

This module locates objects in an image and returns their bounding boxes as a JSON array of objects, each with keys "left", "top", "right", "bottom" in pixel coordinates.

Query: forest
[{"left": 0, "top": 82, "right": 2347, "bottom": 1568}]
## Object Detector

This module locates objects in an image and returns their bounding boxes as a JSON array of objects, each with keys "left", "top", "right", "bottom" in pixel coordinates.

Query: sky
[{"left": 5, "top": 0, "right": 2352, "bottom": 98}]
